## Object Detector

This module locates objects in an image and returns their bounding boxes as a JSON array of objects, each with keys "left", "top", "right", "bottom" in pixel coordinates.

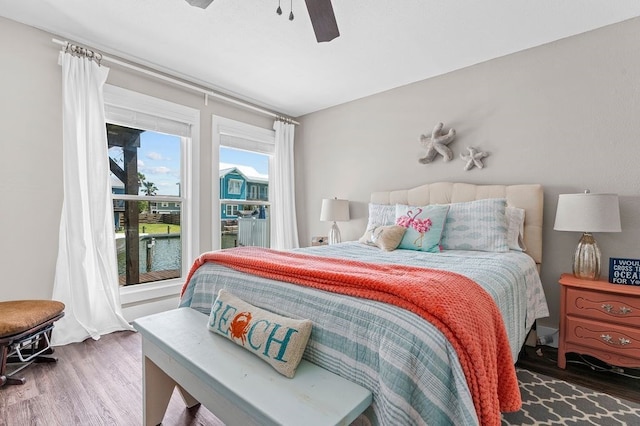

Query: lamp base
[
  {"left": 328, "top": 222, "right": 342, "bottom": 245},
  {"left": 572, "top": 232, "right": 601, "bottom": 281}
]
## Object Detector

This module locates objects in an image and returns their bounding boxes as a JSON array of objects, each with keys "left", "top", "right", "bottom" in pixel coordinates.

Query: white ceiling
[{"left": 2, "top": 1, "right": 640, "bottom": 117}]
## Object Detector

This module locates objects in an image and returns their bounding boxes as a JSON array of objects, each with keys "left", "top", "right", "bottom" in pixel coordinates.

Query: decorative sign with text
[{"left": 609, "top": 257, "right": 640, "bottom": 285}]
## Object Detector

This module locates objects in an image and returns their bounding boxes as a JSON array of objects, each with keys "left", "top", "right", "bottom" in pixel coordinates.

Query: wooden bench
[{"left": 133, "top": 308, "right": 372, "bottom": 426}]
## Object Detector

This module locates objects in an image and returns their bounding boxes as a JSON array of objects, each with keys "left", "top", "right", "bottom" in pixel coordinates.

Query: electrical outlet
[
  {"left": 536, "top": 326, "right": 559, "bottom": 348},
  {"left": 311, "top": 236, "right": 328, "bottom": 246},
  {"left": 537, "top": 334, "right": 554, "bottom": 346}
]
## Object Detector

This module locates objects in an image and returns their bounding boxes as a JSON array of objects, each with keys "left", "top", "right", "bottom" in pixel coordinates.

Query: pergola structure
[{"left": 107, "top": 124, "right": 144, "bottom": 285}]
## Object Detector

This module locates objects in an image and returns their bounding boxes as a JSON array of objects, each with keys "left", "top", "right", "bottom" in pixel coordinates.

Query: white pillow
[
  {"left": 440, "top": 198, "right": 509, "bottom": 252},
  {"left": 208, "top": 289, "right": 312, "bottom": 378},
  {"left": 366, "top": 203, "right": 396, "bottom": 227},
  {"left": 359, "top": 203, "right": 397, "bottom": 243},
  {"left": 506, "top": 206, "right": 526, "bottom": 251}
]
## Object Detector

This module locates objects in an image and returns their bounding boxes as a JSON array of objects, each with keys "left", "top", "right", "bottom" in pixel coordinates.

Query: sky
[{"left": 109, "top": 130, "right": 269, "bottom": 196}]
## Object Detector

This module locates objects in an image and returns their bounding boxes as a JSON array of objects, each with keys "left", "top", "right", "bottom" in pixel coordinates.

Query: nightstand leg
[{"left": 557, "top": 349, "right": 566, "bottom": 369}]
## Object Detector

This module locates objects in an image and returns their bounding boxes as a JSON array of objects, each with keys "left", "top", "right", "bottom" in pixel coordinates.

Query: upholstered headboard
[{"left": 370, "top": 182, "right": 543, "bottom": 266}]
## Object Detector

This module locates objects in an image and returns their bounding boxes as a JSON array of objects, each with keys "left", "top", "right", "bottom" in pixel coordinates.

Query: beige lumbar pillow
[
  {"left": 359, "top": 224, "right": 407, "bottom": 251},
  {"left": 208, "top": 289, "right": 312, "bottom": 378}
]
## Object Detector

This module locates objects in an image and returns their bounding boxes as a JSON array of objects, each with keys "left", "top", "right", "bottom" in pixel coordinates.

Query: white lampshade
[
  {"left": 320, "top": 198, "right": 349, "bottom": 245},
  {"left": 320, "top": 198, "right": 350, "bottom": 222},
  {"left": 554, "top": 193, "right": 621, "bottom": 233},
  {"left": 554, "top": 192, "right": 621, "bottom": 280}
]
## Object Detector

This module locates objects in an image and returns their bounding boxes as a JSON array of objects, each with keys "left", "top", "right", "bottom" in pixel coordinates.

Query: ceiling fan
[{"left": 184, "top": 0, "right": 340, "bottom": 43}]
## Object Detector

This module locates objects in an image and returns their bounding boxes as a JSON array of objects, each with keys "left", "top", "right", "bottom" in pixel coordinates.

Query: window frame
[
  {"left": 104, "top": 85, "right": 200, "bottom": 304},
  {"left": 212, "top": 116, "right": 274, "bottom": 250}
]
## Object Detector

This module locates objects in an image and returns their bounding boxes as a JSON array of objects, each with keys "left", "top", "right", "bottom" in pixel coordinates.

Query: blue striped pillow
[{"left": 440, "top": 198, "right": 509, "bottom": 252}]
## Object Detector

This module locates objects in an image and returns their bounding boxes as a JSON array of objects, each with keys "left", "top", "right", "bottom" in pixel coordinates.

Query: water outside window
[{"left": 108, "top": 124, "right": 183, "bottom": 285}]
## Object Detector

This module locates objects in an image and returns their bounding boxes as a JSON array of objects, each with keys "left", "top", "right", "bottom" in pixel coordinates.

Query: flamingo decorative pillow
[
  {"left": 208, "top": 289, "right": 312, "bottom": 378},
  {"left": 395, "top": 204, "right": 450, "bottom": 252}
]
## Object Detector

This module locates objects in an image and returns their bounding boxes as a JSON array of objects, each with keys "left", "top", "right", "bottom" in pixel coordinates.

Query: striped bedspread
[{"left": 179, "top": 242, "right": 549, "bottom": 425}]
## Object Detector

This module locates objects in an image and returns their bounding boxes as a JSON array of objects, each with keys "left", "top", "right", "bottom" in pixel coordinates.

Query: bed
[{"left": 179, "top": 182, "right": 549, "bottom": 426}]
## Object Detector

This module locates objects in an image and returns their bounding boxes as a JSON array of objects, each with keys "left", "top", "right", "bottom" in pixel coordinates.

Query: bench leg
[
  {"left": 176, "top": 384, "right": 200, "bottom": 409},
  {"left": 143, "top": 356, "right": 177, "bottom": 426}
]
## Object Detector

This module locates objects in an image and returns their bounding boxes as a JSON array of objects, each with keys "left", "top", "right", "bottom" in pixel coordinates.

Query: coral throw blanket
[{"left": 181, "top": 247, "right": 521, "bottom": 425}]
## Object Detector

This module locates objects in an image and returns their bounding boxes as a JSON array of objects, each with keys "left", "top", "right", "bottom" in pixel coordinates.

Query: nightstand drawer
[
  {"left": 566, "top": 287, "right": 640, "bottom": 327},
  {"left": 565, "top": 316, "right": 640, "bottom": 362}
]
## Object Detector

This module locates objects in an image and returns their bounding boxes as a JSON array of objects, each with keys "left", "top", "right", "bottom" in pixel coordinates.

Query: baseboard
[{"left": 121, "top": 296, "right": 180, "bottom": 323}]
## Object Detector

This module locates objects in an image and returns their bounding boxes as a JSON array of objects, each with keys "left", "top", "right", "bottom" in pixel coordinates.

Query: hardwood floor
[
  {"left": 516, "top": 344, "right": 640, "bottom": 404},
  {"left": 0, "top": 331, "right": 222, "bottom": 426},
  {"left": 2, "top": 331, "right": 639, "bottom": 425}
]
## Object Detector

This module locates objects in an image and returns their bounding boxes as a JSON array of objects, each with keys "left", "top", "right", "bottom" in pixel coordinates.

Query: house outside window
[{"left": 213, "top": 116, "right": 273, "bottom": 250}]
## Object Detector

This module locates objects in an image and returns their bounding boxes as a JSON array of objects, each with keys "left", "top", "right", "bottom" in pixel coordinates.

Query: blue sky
[{"left": 110, "top": 130, "right": 269, "bottom": 196}]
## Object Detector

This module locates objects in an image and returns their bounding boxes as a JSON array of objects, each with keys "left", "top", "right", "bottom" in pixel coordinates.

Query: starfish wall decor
[
  {"left": 418, "top": 122, "right": 456, "bottom": 164},
  {"left": 460, "top": 147, "right": 489, "bottom": 171}
]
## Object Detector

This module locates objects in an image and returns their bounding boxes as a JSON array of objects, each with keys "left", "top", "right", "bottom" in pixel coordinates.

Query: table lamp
[
  {"left": 320, "top": 198, "right": 350, "bottom": 245},
  {"left": 553, "top": 191, "right": 621, "bottom": 280}
]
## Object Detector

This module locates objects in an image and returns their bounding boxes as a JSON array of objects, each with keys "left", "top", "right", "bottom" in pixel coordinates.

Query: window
[
  {"left": 105, "top": 85, "right": 199, "bottom": 293},
  {"left": 226, "top": 204, "right": 238, "bottom": 217},
  {"left": 213, "top": 116, "right": 274, "bottom": 250},
  {"left": 108, "top": 125, "right": 182, "bottom": 286},
  {"left": 228, "top": 179, "right": 243, "bottom": 195},
  {"left": 249, "top": 185, "right": 258, "bottom": 200}
]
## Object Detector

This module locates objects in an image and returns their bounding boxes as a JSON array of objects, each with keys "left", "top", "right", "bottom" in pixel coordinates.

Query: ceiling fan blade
[
  {"left": 185, "top": 0, "right": 214, "bottom": 9},
  {"left": 304, "top": 0, "right": 340, "bottom": 43}
]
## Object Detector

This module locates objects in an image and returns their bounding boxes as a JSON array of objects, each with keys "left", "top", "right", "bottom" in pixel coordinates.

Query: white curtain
[
  {"left": 270, "top": 120, "right": 300, "bottom": 249},
  {"left": 52, "top": 52, "right": 134, "bottom": 346}
]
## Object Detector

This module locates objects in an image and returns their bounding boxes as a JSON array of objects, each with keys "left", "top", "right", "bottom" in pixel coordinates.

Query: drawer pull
[
  {"left": 601, "top": 304, "right": 633, "bottom": 315},
  {"left": 600, "top": 334, "right": 632, "bottom": 346}
]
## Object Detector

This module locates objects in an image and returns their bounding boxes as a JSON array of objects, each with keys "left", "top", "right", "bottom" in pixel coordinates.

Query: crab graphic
[{"left": 229, "top": 311, "right": 252, "bottom": 345}]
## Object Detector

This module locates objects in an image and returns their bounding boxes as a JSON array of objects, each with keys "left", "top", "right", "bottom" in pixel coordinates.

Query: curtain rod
[{"left": 52, "top": 38, "right": 299, "bottom": 125}]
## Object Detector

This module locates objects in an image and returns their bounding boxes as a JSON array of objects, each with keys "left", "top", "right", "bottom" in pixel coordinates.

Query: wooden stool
[{"left": 0, "top": 300, "right": 65, "bottom": 387}]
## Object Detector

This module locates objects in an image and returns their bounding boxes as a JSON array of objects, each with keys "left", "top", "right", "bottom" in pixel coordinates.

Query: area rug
[{"left": 502, "top": 368, "right": 640, "bottom": 425}]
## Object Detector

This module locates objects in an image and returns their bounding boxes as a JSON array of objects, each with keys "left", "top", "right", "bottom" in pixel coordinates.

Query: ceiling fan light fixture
[{"left": 184, "top": 0, "right": 214, "bottom": 9}]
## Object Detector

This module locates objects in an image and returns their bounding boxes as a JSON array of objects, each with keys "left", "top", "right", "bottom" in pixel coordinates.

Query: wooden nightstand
[{"left": 557, "top": 273, "right": 640, "bottom": 369}]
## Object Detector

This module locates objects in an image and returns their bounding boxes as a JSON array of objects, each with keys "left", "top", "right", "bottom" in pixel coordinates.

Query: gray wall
[
  {"left": 0, "top": 16, "right": 272, "bottom": 302},
  {"left": 296, "top": 17, "right": 640, "bottom": 329},
  {"left": 3, "top": 15, "right": 640, "bottom": 330}
]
